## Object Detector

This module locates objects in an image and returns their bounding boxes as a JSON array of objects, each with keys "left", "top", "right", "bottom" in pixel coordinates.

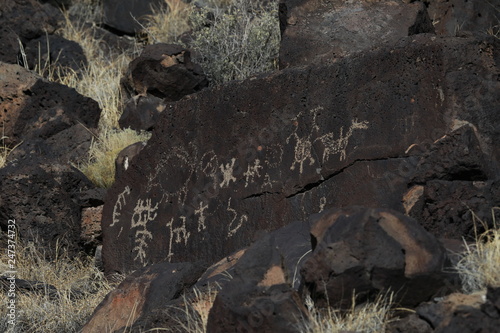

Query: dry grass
[
  {"left": 56, "top": 7, "right": 135, "bottom": 131},
  {"left": 0, "top": 239, "right": 117, "bottom": 333},
  {"left": 455, "top": 207, "right": 500, "bottom": 294},
  {"left": 78, "top": 128, "right": 151, "bottom": 188},
  {"left": 143, "top": 0, "right": 195, "bottom": 44},
  {"left": 164, "top": 284, "right": 220, "bottom": 333},
  {"left": 299, "top": 292, "right": 394, "bottom": 333}
]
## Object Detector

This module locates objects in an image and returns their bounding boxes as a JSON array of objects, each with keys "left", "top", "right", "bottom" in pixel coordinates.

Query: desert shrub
[
  {"left": 78, "top": 128, "right": 151, "bottom": 188},
  {"left": 189, "top": 0, "right": 280, "bottom": 84},
  {"left": 0, "top": 239, "right": 116, "bottom": 333},
  {"left": 455, "top": 208, "right": 500, "bottom": 293}
]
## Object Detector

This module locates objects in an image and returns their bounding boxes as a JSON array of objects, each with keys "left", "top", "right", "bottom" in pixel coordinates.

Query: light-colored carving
[
  {"left": 111, "top": 186, "right": 131, "bottom": 227},
  {"left": 194, "top": 201, "right": 209, "bottom": 232},
  {"left": 131, "top": 198, "right": 158, "bottom": 265},
  {"left": 319, "top": 196, "right": 327, "bottom": 212},
  {"left": 226, "top": 198, "right": 247, "bottom": 237},
  {"left": 173, "top": 216, "right": 190, "bottom": 245},
  {"left": 262, "top": 173, "right": 274, "bottom": 189},
  {"left": 243, "top": 159, "right": 263, "bottom": 187},
  {"left": 315, "top": 118, "right": 369, "bottom": 162},
  {"left": 286, "top": 110, "right": 316, "bottom": 173},
  {"left": 219, "top": 158, "right": 237, "bottom": 188}
]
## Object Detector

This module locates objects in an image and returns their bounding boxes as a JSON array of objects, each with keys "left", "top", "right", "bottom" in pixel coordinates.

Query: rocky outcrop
[
  {"left": 0, "top": 157, "right": 99, "bottom": 257},
  {"left": 206, "top": 224, "right": 311, "bottom": 333},
  {"left": 416, "top": 287, "right": 500, "bottom": 332},
  {"left": 425, "top": 0, "right": 500, "bottom": 36},
  {"left": 301, "top": 207, "right": 451, "bottom": 309},
  {"left": 24, "top": 34, "right": 88, "bottom": 77},
  {"left": 0, "top": 0, "right": 63, "bottom": 64},
  {"left": 119, "top": 43, "right": 208, "bottom": 130},
  {"left": 0, "top": 62, "right": 101, "bottom": 160},
  {"left": 278, "top": 0, "right": 435, "bottom": 68},
  {"left": 82, "top": 261, "right": 206, "bottom": 333},
  {"left": 101, "top": 33, "right": 500, "bottom": 276},
  {"left": 102, "top": 0, "right": 166, "bottom": 35}
]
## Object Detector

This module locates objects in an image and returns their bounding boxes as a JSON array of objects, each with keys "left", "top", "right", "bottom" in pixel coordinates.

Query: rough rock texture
[
  {"left": 102, "top": 0, "right": 167, "bottom": 35},
  {"left": 0, "top": 158, "right": 97, "bottom": 257},
  {"left": 24, "top": 34, "right": 88, "bottom": 77},
  {"left": 206, "top": 225, "right": 311, "bottom": 333},
  {"left": 121, "top": 43, "right": 208, "bottom": 101},
  {"left": 81, "top": 206, "right": 103, "bottom": 252},
  {"left": 102, "top": 34, "right": 500, "bottom": 275},
  {"left": 386, "top": 313, "right": 433, "bottom": 333},
  {"left": 425, "top": 0, "right": 500, "bottom": 36},
  {"left": 404, "top": 125, "right": 500, "bottom": 238},
  {"left": 417, "top": 287, "right": 500, "bottom": 332},
  {"left": 0, "top": 0, "right": 63, "bottom": 64},
  {"left": 0, "top": 62, "right": 101, "bottom": 160},
  {"left": 118, "top": 95, "right": 165, "bottom": 131},
  {"left": 301, "top": 207, "right": 450, "bottom": 308},
  {"left": 279, "top": 0, "right": 434, "bottom": 68},
  {"left": 82, "top": 261, "right": 206, "bottom": 333}
]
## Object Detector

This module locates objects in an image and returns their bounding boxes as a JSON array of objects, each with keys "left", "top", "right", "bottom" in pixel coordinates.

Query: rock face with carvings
[{"left": 101, "top": 33, "right": 500, "bottom": 276}]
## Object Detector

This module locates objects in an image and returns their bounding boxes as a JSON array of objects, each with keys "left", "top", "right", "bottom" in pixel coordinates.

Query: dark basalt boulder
[
  {"left": 301, "top": 206, "right": 451, "bottom": 309},
  {"left": 81, "top": 261, "right": 206, "bottom": 333}
]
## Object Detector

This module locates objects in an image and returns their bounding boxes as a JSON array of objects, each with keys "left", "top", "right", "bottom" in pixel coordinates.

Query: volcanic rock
[
  {"left": 301, "top": 207, "right": 450, "bottom": 308},
  {"left": 101, "top": 34, "right": 500, "bottom": 275},
  {"left": 279, "top": 0, "right": 435, "bottom": 68}
]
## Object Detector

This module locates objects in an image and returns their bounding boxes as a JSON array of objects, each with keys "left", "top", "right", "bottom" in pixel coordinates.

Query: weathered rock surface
[
  {"left": 0, "top": 158, "right": 98, "bottom": 257},
  {"left": 417, "top": 287, "right": 500, "bottom": 332},
  {"left": 279, "top": 0, "right": 434, "bottom": 68},
  {"left": 82, "top": 261, "right": 206, "bottom": 333},
  {"left": 102, "top": 34, "right": 500, "bottom": 275},
  {"left": 24, "top": 34, "right": 88, "bottom": 77},
  {"left": 301, "top": 207, "right": 450, "bottom": 308},
  {"left": 404, "top": 125, "right": 500, "bottom": 238},
  {"left": 0, "top": 0, "right": 63, "bottom": 64},
  {"left": 102, "top": 0, "right": 166, "bottom": 35},
  {"left": 206, "top": 224, "right": 311, "bottom": 333},
  {"left": 0, "top": 62, "right": 101, "bottom": 161},
  {"left": 81, "top": 206, "right": 103, "bottom": 253},
  {"left": 118, "top": 95, "right": 165, "bottom": 131},
  {"left": 425, "top": 0, "right": 500, "bottom": 36}
]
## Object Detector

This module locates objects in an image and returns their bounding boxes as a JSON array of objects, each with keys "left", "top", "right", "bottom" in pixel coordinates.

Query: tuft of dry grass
[
  {"left": 299, "top": 292, "right": 394, "bottom": 333},
  {"left": 77, "top": 128, "right": 151, "bottom": 188},
  {"left": 143, "top": 0, "right": 195, "bottom": 44},
  {"left": 0, "top": 239, "right": 118, "bottom": 333},
  {"left": 455, "top": 207, "right": 500, "bottom": 294}
]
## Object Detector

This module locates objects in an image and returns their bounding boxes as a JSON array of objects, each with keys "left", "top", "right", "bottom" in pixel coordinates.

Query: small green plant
[
  {"left": 78, "top": 128, "right": 151, "bottom": 188},
  {"left": 189, "top": 0, "right": 280, "bottom": 84},
  {"left": 455, "top": 207, "right": 500, "bottom": 293},
  {"left": 299, "top": 292, "right": 394, "bottom": 333}
]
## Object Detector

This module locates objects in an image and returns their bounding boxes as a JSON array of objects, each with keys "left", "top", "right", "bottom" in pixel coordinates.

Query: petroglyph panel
[{"left": 131, "top": 198, "right": 158, "bottom": 265}]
